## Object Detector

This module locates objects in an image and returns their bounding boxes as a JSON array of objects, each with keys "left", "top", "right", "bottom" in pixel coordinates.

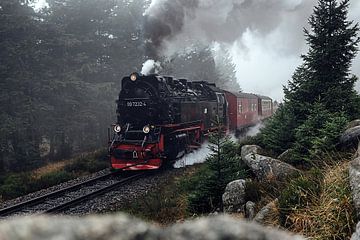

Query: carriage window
[
  {"left": 262, "top": 100, "right": 271, "bottom": 110},
  {"left": 238, "top": 104, "right": 242, "bottom": 113}
]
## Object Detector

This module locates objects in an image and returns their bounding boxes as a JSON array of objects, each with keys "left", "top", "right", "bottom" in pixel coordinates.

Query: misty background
[{"left": 1, "top": 0, "right": 359, "bottom": 173}]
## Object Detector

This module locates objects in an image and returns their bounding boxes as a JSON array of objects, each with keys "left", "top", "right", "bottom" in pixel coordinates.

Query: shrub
[
  {"left": 0, "top": 173, "right": 31, "bottom": 199},
  {"left": 278, "top": 169, "right": 322, "bottom": 226},
  {"left": 258, "top": 104, "right": 298, "bottom": 155},
  {"left": 125, "top": 184, "right": 189, "bottom": 224},
  {"left": 290, "top": 103, "right": 348, "bottom": 166},
  {"left": 64, "top": 150, "right": 109, "bottom": 173},
  {"left": 183, "top": 131, "right": 248, "bottom": 213},
  {"left": 29, "top": 171, "right": 74, "bottom": 191}
]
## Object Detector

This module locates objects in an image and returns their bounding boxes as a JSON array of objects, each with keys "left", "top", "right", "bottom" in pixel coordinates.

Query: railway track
[{"left": 0, "top": 171, "right": 147, "bottom": 218}]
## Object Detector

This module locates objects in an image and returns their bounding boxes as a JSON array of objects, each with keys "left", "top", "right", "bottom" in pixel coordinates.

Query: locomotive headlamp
[
  {"left": 130, "top": 73, "right": 137, "bottom": 81},
  {"left": 143, "top": 125, "right": 150, "bottom": 134},
  {"left": 114, "top": 124, "right": 121, "bottom": 133}
]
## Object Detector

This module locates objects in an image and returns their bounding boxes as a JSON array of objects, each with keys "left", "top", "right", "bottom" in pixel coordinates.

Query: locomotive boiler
[{"left": 109, "top": 73, "right": 227, "bottom": 170}]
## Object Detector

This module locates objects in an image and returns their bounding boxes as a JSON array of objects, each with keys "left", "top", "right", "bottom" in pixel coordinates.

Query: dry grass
[
  {"left": 31, "top": 149, "right": 107, "bottom": 179},
  {"left": 31, "top": 159, "right": 74, "bottom": 179},
  {"left": 287, "top": 160, "right": 356, "bottom": 239}
]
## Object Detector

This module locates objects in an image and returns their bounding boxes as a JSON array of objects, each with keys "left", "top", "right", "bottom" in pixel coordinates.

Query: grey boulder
[
  {"left": 164, "top": 215, "right": 304, "bottom": 240},
  {"left": 254, "top": 199, "right": 279, "bottom": 224},
  {"left": 352, "top": 221, "right": 360, "bottom": 240},
  {"left": 348, "top": 120, "right": 360, "bottom": 129},
  {"left": 222, "top": 179, "right": 246, "bottom": 213},
  {"left": 350, "top": 156, "right": 360, "bottom": 219},
  {"left": 242, "top": 151, "right": 300, "bottom": 181},
  {"left": 340, "top": 126, "right": 360, "bottom": 147},
  {"left": 241, "top": 145, "right": 262, "bottom": 161},
  {"left": 0, "top": 214, "right": 305, "bottom": 240},
  {"left": 245, "top": 201, "right": 256, "bottom": 220}
]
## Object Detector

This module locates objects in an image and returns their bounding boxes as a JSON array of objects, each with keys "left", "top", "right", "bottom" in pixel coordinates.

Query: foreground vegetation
[
  {"left": 0, "top": 150, "right": 109, "bottom": 201},
  {"left": 284, "top": 159, "right": 355, "bottom": 239}
]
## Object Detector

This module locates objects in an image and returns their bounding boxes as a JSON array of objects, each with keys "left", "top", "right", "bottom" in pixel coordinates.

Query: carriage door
[{"left": 216, "top": 93, "right": 226, "bottom": 124}]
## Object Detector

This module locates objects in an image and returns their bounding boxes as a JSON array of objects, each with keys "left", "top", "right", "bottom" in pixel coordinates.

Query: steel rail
[
  {"left": 43, "top": 172, "right": 146, "bottom": 214},
  {"left": 0, "top": 171, "right": 116, "bottom": 217}
]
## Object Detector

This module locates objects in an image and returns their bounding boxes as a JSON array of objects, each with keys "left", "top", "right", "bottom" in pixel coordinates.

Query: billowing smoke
[
  {"left": 140, "top": 59, "right": 161, "bottom": 75},
  {"left": 173, "top": 142, "right": 210, "bottom": 168},
  {"left": 143, "top": 0, "right": 314, "bottom": 59}
]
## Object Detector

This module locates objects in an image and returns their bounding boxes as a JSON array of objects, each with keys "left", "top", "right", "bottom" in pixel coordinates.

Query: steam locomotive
[{"left": 109, "top": 73, "right": 273, "bottom": 170}]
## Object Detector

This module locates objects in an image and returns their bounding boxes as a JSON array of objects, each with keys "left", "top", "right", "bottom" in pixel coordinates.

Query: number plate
[{"left": 126, "top": 101, "right": 147, "bottom": 107}]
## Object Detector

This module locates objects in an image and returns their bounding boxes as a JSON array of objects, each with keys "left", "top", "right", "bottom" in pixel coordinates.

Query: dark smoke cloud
[
  {"left": 143, "top": 0, "right": 314, "bottom": 58},
  {"left": 143, "top": 0, "right": 199, "bottom": 59}
]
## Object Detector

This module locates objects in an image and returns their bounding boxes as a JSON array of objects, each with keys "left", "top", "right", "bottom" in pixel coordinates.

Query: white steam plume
[
  {"left": 246, "top": 123, "right": 264, "bottom": 137},
  {"left": 140, "top": 59, "right": 161, "bottom": 75},
  {"left": 173, "top": 142, "right": 211, "bottom": 168}
]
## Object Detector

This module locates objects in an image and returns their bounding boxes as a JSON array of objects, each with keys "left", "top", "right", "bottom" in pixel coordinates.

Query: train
[{"left": 108, "top": 72, "right": 273, "bottom": 170}]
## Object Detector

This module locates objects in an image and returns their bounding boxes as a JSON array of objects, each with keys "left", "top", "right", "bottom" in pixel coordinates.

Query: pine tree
[
  {"left": 284, "top": 0, "right": 360, "bottom": 119},
  {"left": 260, "top": 0, "right": 359, "bottom": 159},
  {"left": 215, "top": 47, "right": 242, "bottom": 92}
]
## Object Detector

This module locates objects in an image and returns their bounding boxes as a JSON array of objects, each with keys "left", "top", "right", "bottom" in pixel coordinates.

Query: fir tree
[
  {"left": 260, "top": 0, "right": 359, "bottom": 159},
  {"left": 215, "top": 47, "right": 242, "bottom": 92},
  {"left": 284, "top": 0, "right": 360, "bottom": 119}
]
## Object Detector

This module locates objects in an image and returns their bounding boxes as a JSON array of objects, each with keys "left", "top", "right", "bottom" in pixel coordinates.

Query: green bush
[
  {"left": 182, "top": 133, "right": 248, "bottom": 213},
  {"left": 29, "top": 171, "right": 74, "bottom": 191},
  {"left": 258, "top": 104, "right": 298, "bottom": 155},
  {"left": 290, "top": 103, "right": 348, "bottom": 166},
  {"left": 260, "top": 101, "right": 349, "bottom": 167},
  {"left": 65, "top": 150, "right": 109, "bottom": 173},
  {"left": 0, "top": 173, "right": 31, "bottom": 199}
]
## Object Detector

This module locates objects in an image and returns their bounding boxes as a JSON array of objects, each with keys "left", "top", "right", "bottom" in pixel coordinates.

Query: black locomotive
[{"left": 109, "top": 73, "right": 227, "bottom": 170}]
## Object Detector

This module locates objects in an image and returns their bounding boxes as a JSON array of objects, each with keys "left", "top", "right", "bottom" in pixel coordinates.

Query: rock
[
  {"left": 243, "top": 153, "right": 300, "bottom": 181},
  {"left": 0, "top": 214, "right": 158, "bottom": 240},
  {"left": 354, "top": 142, "right": 360, "bottom": 158},
  {"left": 278, "top": 149, "right": 292, "bottom": 162},
  {"left": 340, "top": 126, "right": 360, "bottom": 147},
  {"left": 348, "top": 120, "right": 360, "bottom": 129},
  {"left": 245, "top": 201, "right": 256, "bottom": 220},
  {"left": 349, "top": 157, "right": 360, "bottom": 219},
  {"left": 241, "top": 145, "right": 262, "bottom": 161},
  {"left": 352, "top": 222, "right": 360, "bottom": 240},
  {"left": 0, "top": 214, "right": 305, "bottom": 240},
  {"left": 222, "top": 179, "right": 246, "bottom": 213},
  {"left": 254, "top": 199, "right": 279, "bottom": 224},
  {"left": 163, "top": 215, "right": 304, "bottom": 240}
]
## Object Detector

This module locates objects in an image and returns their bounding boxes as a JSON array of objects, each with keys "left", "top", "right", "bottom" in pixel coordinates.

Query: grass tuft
[{"left": 286, "top": 161, "right": 356, "bottom": 239}]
